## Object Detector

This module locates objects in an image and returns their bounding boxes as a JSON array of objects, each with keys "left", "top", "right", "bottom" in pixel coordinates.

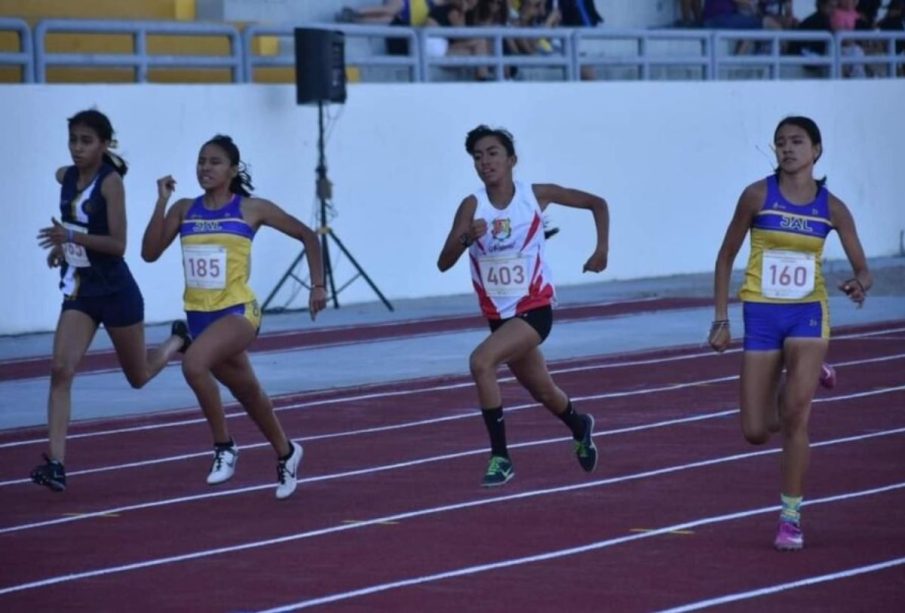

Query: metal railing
[
  {"left": 33, "top": 19, "right": 243, "bottom": 82},
  {"left": 1, "top": 19, "right": 902, "bottom": 84},
  {"left": 0, "top": 18, "right": 34, "bottom": 82}
]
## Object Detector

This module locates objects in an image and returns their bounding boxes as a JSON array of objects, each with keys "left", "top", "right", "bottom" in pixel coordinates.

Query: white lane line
[
  {"left": 1, "top": 371, "right": 901, "bottom": 491},
  {"left": 2, "top": 345, "right": 902, "bottom": 451},
  {"left": 657, "top": 557, "right": 905, "bottom": 612},
  {"left": 0, "top": 428, "right": 902, "bottom": 596},
  {"left": 252, "top": 483, "right": 905, "bottom": 611}
]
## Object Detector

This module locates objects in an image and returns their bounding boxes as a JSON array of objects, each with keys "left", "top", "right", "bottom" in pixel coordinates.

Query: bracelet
[
  {"left": 313, "top": 284, "right": 326, "bottom": 289},
  {"left": 711, "top": 319, "right": 730, "bottom": 328}
]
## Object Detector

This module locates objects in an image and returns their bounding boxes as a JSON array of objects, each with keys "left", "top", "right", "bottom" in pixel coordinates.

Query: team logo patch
[{"left": 492, "top": 218, "right": 511, "bottom": 240}]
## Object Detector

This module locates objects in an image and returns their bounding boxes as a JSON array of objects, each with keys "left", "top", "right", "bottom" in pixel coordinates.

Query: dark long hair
[
  {"left": 773, "top": 115, "right": 826, "bottom": 187},
  {"left": 68, "top": 109, "right": 128, "bottom": 177},
  {"left": 203, "top": 134, "right": 254, "bottom": 196}
]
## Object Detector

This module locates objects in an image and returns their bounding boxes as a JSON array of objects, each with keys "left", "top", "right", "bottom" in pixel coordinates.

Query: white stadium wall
[{"left": 2, "top": 80, "right": 903, "bottom": 335}]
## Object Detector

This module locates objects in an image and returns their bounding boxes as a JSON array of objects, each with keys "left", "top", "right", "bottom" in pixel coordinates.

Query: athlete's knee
[
  {"left": 181, "top": 357, "right": 210, "bottom": 384},
  {"left": 124, "top": 371, "right": 148, "bottom": 389},
  {"left": 49, "top": 360, "right": 77, "bottom": 386},
  {"left": 468, "top": 349, "right": 495, "bottom": 379},
  {"left": 742, "top": 422, "right": 770, "bottom": 445}
]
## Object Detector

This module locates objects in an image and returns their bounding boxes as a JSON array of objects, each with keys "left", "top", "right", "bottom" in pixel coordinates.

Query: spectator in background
[
  {"left": 878, "top": 0, "right": 904, "bottom": 56},
  {"left": 677, "top": 0, "right": 703, "bottom": 26},
  {"left": 788, "top": 0, "right": 835, "bottom": 57},
  {"left": 340, "top": 1, "right": 440, "bottom": 55},
  {"left": 702, "top": 0, "right": 782, "bottom": 29},
  {"left": 549, "top": 0, "right": 604, "bottom": 80},
  {"left": 425, "top": 0, "right": 493, "bottom": 80},
  {"left": 759, "top": 0, "right": 798, "bottom": 28},
  {"left": 832, "top": 0, "right": 869, "bottom": 77},
  {"left": 509, "top": 0, "right": 561, "bottom": 56}
]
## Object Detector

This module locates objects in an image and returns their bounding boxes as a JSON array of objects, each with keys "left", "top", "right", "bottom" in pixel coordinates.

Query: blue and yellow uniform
[
  {"left": 179, "top": 195, "right": 261, "bottom": 338},
  {"left": 740, "top": 175, "right": 834, "bottom": 350},
  {"left": 58, "top": 164, "right": 144, "bottom": 326}
]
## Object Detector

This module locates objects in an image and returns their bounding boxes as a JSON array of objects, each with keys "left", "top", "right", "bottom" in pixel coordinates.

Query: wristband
[{"left": 66, "top": 229, "right": 74, "bottom": 243}]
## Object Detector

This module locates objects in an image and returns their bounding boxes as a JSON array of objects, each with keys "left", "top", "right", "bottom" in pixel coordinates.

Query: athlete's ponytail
[
  {"left": 203, "top": 134, "right": 254, "bottom": 197},
  {"left": 68, "top": 109, "right": 128, "bottom": 177}
]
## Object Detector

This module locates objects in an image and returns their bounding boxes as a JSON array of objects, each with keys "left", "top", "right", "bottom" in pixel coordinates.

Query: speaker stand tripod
[{"left": 262, "top": 101, "right": 393, "bottom": 313}]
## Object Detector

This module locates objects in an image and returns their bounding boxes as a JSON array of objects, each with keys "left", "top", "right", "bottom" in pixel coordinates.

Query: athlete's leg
[
  {"left": 181, "top": 315, "right": 256, "bottom": 444},
  {"left": 47, "top": 309, "right": 98, "bottom": 461},
  {"left": 470, "top": 318, "right": 540, "bottom": 409},
  {"left": 778, "top": 338, "right": 827, "bottom": 498},
  {"left": 212, "top": 352, "right": 292, "bottom": 458},
  {"left": 107, "top": 322, "right": 184, "bottom": 389},
  {"left": 740, "top": 350, "right": 784, "bottom": 445},
  {"left": 507, "top": 346, "right": 568, "bottom": 413}
]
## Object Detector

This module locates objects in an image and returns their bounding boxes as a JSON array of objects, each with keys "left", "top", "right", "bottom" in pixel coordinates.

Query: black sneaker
[
  {"left": 574, "top": 414, "right": 598, "bottom": 472},
  {"left": 171, "top": 320, "right": 192, "bottom": 353},
  {"left": 31, "top": 454, "right": 66, "bottom": 492}
]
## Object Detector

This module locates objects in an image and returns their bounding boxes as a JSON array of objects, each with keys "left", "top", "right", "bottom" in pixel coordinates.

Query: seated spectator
[
  {"left": 878, "top": 0, "right": 904, "bottom": 54},
  {"left": 788, "top": 0, "right": 835, "bottom": 57},
  {"left": 676, "top": 0, "right": 703, "bottom": 27},
  {"left": 831, "top": 0, "right": 869, "bottom": 77},
  {"left": 702, "top": 0, "right": 782, "bottom": 29},
  {"left": 509, "top": 0, "right": 561, "bottom": 56},
  {"left": 548, "top": 0, "right": 604, "bottom": 80},
  {"left": 759, "top": 0, "right": 798, "bottom": 28},
  {"left": 341, "top": 1, "right": 441, "bottom": 55},
  {"left": 425, "top": 0, "right": 493, "bottom": 80}
]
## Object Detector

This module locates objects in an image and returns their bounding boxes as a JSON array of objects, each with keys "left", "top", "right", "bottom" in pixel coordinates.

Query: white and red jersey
[{"left": 468, "top": 181, "right": 555, "bottom": 319}]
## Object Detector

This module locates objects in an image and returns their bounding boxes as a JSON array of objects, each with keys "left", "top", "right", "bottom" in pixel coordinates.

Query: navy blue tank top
[{"left": 58, "top": 164, "right": 135, "bottom": 297}]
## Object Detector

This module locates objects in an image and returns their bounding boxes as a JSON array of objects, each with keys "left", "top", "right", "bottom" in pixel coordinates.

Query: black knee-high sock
[
  {"left": 481, "top": 407, "right": 508, "bottom": 458},
  {"left": 555, "top": 400, "right": 586, "bottom": 440}
]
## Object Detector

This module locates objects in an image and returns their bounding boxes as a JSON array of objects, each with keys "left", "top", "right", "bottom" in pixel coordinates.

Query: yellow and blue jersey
[
  {"left": 739, "top": 175, "right": 834, "bottom": 305},
  {"left": 179, "top": 195, "right": 256, "bottom": 312}
]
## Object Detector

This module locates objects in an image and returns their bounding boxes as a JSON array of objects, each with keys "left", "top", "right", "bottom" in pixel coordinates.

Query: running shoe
[
  {"left": 276, "top": 441, "right": 304, "bottom": 500},
  {"left": 207, "top": 442, "right": 239, "bottom": 485},
  {"left": 819, "top": 363, "right": 836, "bottom": 389},
  {"left": 171, "top": 320, "right": 192, "bottom": 353},
  {"left": 574, "top": 414, "right": 598, "bottom": 472},
  {"left": 482, "top": 455, "right": 514, "bottom": 487},
  {"left": 774, "top": 520, "right": 804, "bottom": 551},
  {"left": 31, "top": 454, "right": 66, "bottom": 492}
]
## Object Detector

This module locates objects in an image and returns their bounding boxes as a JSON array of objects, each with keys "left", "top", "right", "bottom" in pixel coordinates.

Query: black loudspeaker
[{"left": 294, "top": 28, "right": 346, "bottom": 105}]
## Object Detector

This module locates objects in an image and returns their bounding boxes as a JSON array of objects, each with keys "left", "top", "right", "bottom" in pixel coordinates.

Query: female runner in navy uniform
[
  {"left": 437, "top": 125, "right": 610, "bottom": 487},
  {"left": 141, "top": 135, "right": 326, "bottom": 500},
  {"left": 32, "top": 109, "right": 188, "bottom": 492},
  {"left": 709, "top": 116, "right": 872, "bottom": 550}
]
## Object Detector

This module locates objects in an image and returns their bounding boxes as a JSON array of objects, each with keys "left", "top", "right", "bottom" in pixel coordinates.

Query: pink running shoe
[
  {"left": 774, "top": 520, "right": 804, "bottom": 551},
  {"left": 819, "top": 363, "right": 836, "bottom": 389}
]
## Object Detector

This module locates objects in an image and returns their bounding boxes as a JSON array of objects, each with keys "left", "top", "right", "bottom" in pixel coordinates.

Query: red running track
[{"left": 0, "top": 321, "right": 903, "bottom": 612}]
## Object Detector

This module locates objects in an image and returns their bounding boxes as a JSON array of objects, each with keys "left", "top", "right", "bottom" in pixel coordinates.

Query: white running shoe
[
  {"left": 206, "top": 443, "right": 239, "bottom": 485},
  {"left": 275, "top": 441, "right": 303, "bottom": 500}
]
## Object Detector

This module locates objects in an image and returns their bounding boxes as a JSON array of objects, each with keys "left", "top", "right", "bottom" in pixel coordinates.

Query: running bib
[
  {"left": 61, "top": 223, "right": 90, "bottom": 268},
  {"left": 183, "top": 244, "right": 227, "bottom": 289},
  {"left": 479, "top": 254, "right": 530, "bottom": 297},
  {"left": 762, "top": 250, "right": 815, "bottom": 299}
]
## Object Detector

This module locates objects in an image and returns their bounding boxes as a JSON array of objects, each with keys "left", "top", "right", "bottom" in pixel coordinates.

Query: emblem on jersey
[
  {"left": 193, "top": 220, "right": 223, "bottom": 232},
  {"left": 492, "top": 218, "right": 511, "bottom": 240},
  {"left": 780, "top": 216, "right": 813, "bottom": 233}
]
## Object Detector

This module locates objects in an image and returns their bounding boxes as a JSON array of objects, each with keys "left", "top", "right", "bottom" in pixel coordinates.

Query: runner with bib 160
[{"left": 709, "top": 116, "right": 872, "bottom": 552}]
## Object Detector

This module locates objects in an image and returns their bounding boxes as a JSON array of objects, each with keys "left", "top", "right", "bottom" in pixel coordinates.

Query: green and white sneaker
[
  {"left": 482, "top": 455, "right": 514, "bottom": 487},
  {"left": 574, "top": 414, "right": 598, "bottom": 473}
]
